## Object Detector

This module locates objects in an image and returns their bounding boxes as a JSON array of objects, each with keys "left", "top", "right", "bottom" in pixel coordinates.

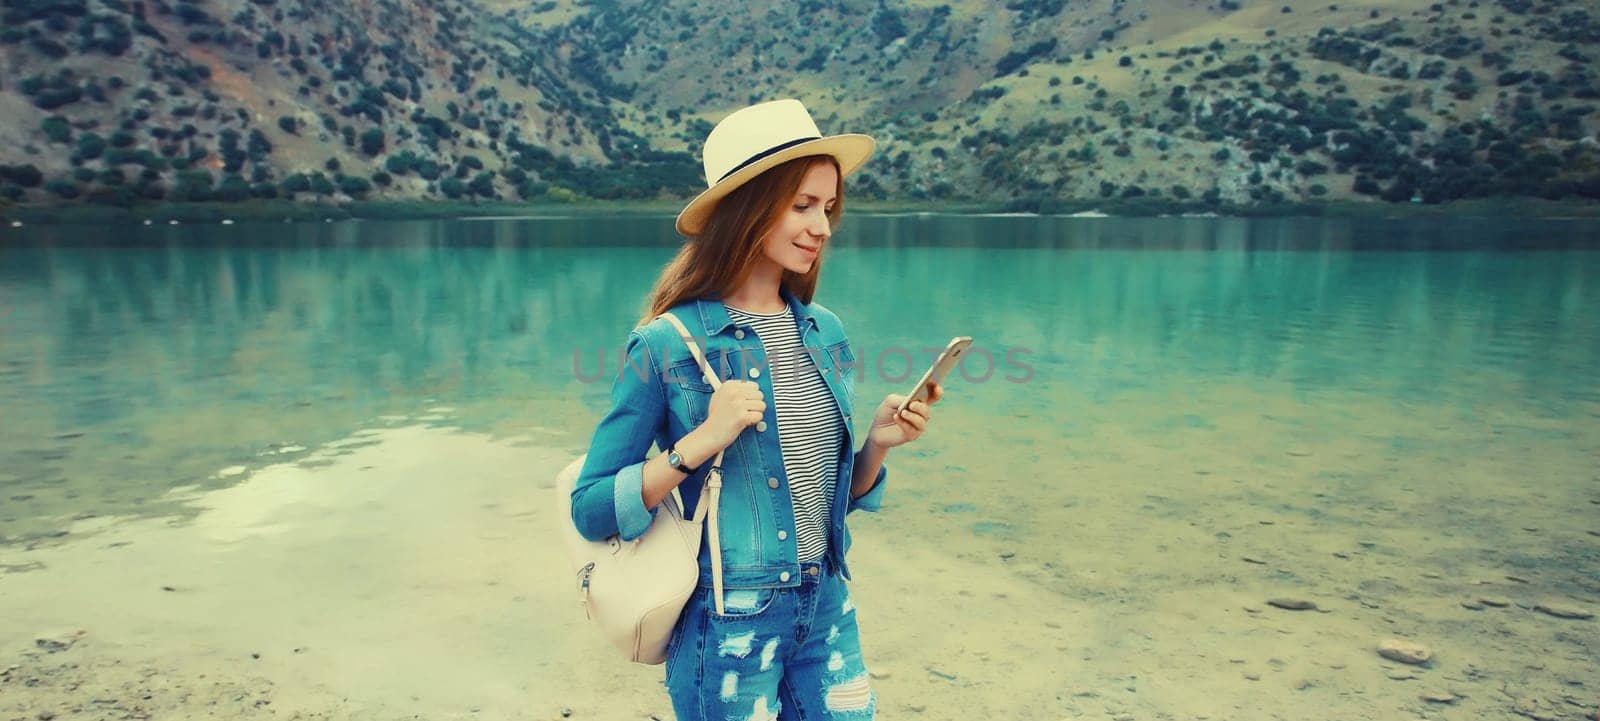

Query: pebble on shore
[
  {"left": 1532, "top": 603, "right": 1594, "bottom": 620},
  {"left": 1377, "top": 639, "right": 1432, "bottom": 665},
  {"left": 1267, "top": 597, "right": 1317, "bottom": 611}
]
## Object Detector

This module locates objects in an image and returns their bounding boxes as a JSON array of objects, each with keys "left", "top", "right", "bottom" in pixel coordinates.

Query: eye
[{"left": 794, "top": 203, "right": 810, "bottom": 212}]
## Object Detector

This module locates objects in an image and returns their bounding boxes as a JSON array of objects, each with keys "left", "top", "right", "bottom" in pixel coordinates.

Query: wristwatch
[{"left": 664, "top": 445, "right": 697, "bottom": 474}]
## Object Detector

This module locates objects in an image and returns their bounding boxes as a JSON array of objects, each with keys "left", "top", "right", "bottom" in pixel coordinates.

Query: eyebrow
[{"left": 798, "top": 192, "right": 837, "bottom": 204}]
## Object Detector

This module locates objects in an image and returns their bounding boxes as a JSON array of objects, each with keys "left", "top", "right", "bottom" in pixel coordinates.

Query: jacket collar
[{"left": 694, "top": 286, "right": 818, "bottom": 336}]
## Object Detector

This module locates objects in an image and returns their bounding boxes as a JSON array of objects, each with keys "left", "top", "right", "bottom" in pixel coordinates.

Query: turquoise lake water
[
  {"left": 2, "top": 214, "right": 1598, "bottom": 544},
  {"left": 2, "top": 213, "right": 1598, "bottom": 718}
]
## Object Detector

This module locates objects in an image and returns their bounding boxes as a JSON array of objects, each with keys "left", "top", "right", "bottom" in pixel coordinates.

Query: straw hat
[{"left": 676, "top": 99, "right": 876, "bottom": 236}]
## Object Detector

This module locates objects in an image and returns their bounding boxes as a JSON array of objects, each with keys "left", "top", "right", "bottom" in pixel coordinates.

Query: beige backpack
[{"left": 555, "top": 313, "right": 730, "bottom": 664}]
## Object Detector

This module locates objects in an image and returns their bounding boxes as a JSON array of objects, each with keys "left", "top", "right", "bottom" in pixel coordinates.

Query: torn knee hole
[{"left": 824, "top": 674, "right": 873, "bottom": 713}]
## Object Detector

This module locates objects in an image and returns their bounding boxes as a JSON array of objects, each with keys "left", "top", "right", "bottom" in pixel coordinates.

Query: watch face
[{"left": 668, "top": 451, "right": 683, "bottom": 467}]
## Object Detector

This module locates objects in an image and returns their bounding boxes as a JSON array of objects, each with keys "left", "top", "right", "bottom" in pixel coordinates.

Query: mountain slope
[{"left": 1, "top": 0, "right": 1596, "bottom": 209}]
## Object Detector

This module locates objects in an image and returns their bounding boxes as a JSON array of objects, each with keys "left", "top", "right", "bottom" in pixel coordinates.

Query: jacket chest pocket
[{"left": 667, "top": 356, "right": 719, "bottom": 425}]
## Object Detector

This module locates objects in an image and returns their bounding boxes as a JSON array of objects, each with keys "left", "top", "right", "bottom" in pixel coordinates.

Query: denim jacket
[{"left": 570, "top": 289, "right": 888, "bottom": 588}]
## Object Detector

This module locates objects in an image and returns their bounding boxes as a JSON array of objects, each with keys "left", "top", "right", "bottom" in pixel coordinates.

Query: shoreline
[
  {"left": 1, "top": 196, "right": 1598, "bottom": 227},
  {"left": 2, "top": 410, "right": 1594, "bottom": 720}
]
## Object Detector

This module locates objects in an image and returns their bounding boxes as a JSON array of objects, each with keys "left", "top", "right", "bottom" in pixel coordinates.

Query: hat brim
[{"left": 675, "top": 134, "right": 876, "bottom": 237}]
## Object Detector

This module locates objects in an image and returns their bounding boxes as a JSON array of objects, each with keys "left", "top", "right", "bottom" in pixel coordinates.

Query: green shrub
[
  {"left": 359, "top": 128, "right": 385, "bottom": 156},
  {"left": 174, "top": 3, "right": 214, "bottom": 25},
  {"left": 516, "top": 179, "right": 549, "bottom": 199},
  {"left": 41, "top": 116, "right": 72, "bottom": 143},
  {"left": 76, "top": 132, "right": 106, "bottom": 160},
  {"left": 385, "top": 151, "right": 417, "bottom": 175},
  {"left": 545, "top": 185, "right": 580, "bottom": 203},
  {"left": 31, "top": 36, "right": 69, "bottom": 58},
  {"left": 279, "top": 173, "right": 310, "bottom": 194},
  {"left": 28, "top": 80, "right": 84, "bottom": 111},
  {"left": 215, "top": 174, "right": 251, "bottom": 202},
  {"left": 247, "top": 129, "right": 272, "bottom": 159},
  {"left": 1, "top": 164, "right": 44, "bottom": 188},
  {"left": 171, "top": 169, "right": 214, "bottom": 201},
  {"left": 468, "top": 170, "right": 495, "bottom": 197},
  {"left": 338, "top": 174, "right": 372, "bottom": 196},
  {"left": 997, "top": 39, "right": 1056, "bottom": 76},
  {"left": 45, "top": 179, "right": 82, "bottom": 199}
]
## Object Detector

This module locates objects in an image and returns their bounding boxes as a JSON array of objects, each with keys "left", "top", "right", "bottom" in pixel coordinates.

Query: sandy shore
[{"left": 2, "top": 409, "right": 1596, "bottom": 720}]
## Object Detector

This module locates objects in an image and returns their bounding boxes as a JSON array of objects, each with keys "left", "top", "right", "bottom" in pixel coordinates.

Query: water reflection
[
  {"left": 834, "top": 216, "right": 1600, "bottom": 411},
  {"left": 1, "top": 215, "right": 1597, "bottom": 540}
]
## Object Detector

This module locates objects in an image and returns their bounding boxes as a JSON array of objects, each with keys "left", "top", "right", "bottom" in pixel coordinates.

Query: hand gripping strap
[{"left": 656, "top": 312, "right": 729, "bottom": 615}]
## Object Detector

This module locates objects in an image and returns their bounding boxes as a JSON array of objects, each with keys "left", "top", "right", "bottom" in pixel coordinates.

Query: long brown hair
[{"left": 641, "top": 155, "right": 845, "bottom": 324}]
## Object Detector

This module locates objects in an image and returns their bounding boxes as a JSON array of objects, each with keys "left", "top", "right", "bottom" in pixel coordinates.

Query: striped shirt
[{"left": 726, "top": 304, "right": 843, "bottom": 562}]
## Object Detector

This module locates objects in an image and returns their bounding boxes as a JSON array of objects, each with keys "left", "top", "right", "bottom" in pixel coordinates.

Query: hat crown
[{"left": 700, "top": 99, "right": 823, "bottom": 189}]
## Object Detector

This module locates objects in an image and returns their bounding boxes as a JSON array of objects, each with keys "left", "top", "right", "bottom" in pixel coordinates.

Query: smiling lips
[{"left": 794, "top": 242, "right": 820, "bottom": 254}]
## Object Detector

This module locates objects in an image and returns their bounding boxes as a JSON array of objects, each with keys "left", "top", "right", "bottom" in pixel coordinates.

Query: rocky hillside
[{"left": 1, "top": 0, "right": 1596, "bottom": 210}]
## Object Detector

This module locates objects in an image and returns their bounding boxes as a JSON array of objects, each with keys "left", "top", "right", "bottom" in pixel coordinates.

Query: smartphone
[{"left": 897, "top": 336, "right": 973, "bottom": 413}]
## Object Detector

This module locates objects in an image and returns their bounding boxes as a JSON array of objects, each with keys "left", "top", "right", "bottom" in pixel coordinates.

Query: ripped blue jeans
[{"left": 664, "top": 559, "right": 875, "bottom": 720}]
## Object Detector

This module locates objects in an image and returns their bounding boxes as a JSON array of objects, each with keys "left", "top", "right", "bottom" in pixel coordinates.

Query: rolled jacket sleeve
[
  {"left": 846, "top": 462, "right": 887, "bottom": 514},
  {"left": 570, "top": 330, "right": 666, "bottom": 542}
]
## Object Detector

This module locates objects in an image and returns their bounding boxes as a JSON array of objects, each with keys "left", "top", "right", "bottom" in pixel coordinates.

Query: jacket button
[
  {"left": 756, "top": 421, "right": 768, "bottom": 432},
  {"left": 734, "top": 329, "right": 745, "bottom": 340},
  {"left": 767, "top": 477, "right": 780, "bottom": 489},
  {"left": 805, "top": 566, "right": 820, "bottom": 577},
  {"left": 777, "top": 530, "right": 788, "bottom": 541},
  {"left": 748, "top": 367, "right": 761, "bottom": 379},
  {"left": 779, "top": 571, "right": 791, "bottom": 582}
]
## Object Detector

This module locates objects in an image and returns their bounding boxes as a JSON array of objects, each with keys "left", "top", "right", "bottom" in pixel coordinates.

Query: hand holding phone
[{"left": 897, "top": 336, "right": 973, "bottom": 414}]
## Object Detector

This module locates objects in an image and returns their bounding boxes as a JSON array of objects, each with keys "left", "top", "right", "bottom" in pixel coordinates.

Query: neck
[{"left": 723, "top": 261, "right": 785, "bottom": 313}]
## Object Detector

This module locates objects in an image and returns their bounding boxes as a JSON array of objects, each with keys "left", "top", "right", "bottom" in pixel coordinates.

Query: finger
[
  {"left": 909, "top": 400, "right": 931, "bottom": 417},
  {"left": 900, "top": 410, "right": 926, "bottom": 431},
  {"left": 927, "top": 383, "right": 944, "bottom": 403}
]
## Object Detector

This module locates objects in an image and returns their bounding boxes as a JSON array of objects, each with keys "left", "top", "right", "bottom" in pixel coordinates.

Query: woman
[{"left": 569, "top": 98, "right": 940, "bottom": 720}]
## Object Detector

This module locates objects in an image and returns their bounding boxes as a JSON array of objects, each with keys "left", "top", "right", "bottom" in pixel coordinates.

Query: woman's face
[{"left": 760, "top": 161, "right": 838, "bottom": 275}]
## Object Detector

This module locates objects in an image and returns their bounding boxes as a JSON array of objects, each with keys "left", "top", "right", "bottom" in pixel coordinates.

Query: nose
[{"left": 808, "top": 212, "right": 831, "bottom": 240}]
